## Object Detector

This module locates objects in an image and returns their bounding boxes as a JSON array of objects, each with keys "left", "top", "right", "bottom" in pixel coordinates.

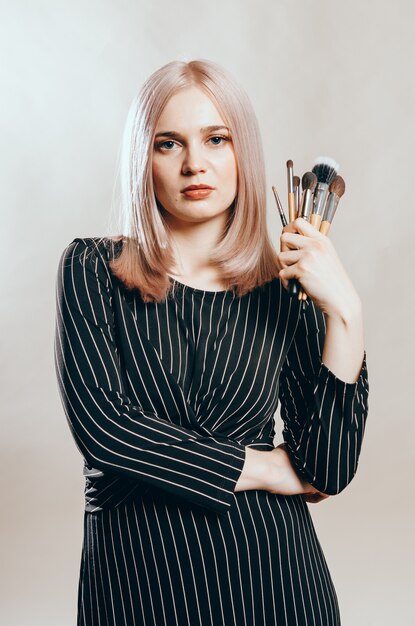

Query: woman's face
[{"left": 152, "top": 86, "right": 238, "bottom": 226}]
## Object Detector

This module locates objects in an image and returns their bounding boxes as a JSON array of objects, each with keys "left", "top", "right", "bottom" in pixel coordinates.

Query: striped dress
[{"left": 54, "top": 236, "right": 369, "bottom": 626}]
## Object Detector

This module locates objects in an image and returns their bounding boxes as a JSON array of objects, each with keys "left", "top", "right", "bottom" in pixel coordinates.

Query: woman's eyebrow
[{"left": 154, "top": 125, "right": 230, "bottom": 139}]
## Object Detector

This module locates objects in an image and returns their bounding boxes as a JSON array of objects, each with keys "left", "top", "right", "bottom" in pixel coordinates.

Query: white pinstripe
[{"left": 55, "top": 237, "right": 369, "bottom": 625}]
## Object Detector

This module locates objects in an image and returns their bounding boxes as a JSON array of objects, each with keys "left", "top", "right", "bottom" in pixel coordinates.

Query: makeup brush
[
  {"left": 272, "top": 185, "right": 288, "bottom": 227},
  {"left": 310, "top": 156, "right": 339, "bottom": 229},
  {"left": 319, "top": 175, "right": 346, "bottom": 235},
  {"left": 286, "top": 160, "right": 296, "bottom": 222},
  {"left": 272, "top": 185, "right": 301, "bottom": 295},
  {"left": 293, "top": 175, "right": 300, "bottom": 217},
  {"left": 298, "top": 172, "right": 318, "bottom": 221},
  {"left": 288, "top": 172, "right": 317, "bottom": 297},
  {"left": 298, "top": 174, "right": 346, "bottom": 303},
  {"left": 297, "top": 172, "right": 318, "bottom": 302}
]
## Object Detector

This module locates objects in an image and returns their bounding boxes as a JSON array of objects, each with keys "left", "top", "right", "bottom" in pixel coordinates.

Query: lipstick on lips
[{"left": 182, "top": 184, "right": 214, "bottom": 199}]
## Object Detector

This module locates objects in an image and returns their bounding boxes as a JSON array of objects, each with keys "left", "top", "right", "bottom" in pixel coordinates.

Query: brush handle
[
  {"left": 310, "top": 214, "right": 322, "bottom": 229},
  {"left": 288, "top": 279, "right": 300, "bottom": 296},
  {"left": 319, "top": 221, "right": 331, "bottom": 235},
  {"left": 288, "top": 193, "right": 296, "bottom": 222}
]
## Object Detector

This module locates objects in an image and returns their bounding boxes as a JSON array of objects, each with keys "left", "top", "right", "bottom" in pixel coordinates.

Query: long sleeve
[
  {"left": 54, "top": 239, "right": 246, "bottom": 515},
  {"left": 277, "top": 299, "right": 369, "bottom": 495}
]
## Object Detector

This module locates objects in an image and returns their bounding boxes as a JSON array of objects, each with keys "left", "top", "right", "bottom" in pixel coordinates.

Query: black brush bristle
[{"left": 312, "top": 157, "right": 339, "bottom": 185}]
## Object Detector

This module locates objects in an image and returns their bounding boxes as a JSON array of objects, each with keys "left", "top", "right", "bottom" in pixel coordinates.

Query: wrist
[
  {"left": 261, "top": 450, "right": 280, "bottom": 491},
  {"left": 255, "top": 449, "right": 276, "bottom": 491},
  {"left": 235, "top": 447, "right": 274, "bottom": 492},
  {"left": 265, "top": 447, "right": 287, "bottom": 492},
  {"left": 324, "top": 293, "right": 362, "bottom": 327}
]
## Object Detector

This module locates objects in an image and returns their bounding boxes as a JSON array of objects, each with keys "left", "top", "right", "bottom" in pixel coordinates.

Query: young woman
[{"left": 54, "top": 59, "right": 369, "bottom": 626}]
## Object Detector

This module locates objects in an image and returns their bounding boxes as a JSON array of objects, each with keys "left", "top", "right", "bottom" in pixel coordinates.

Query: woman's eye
[
  {"left": 155, "top": 136, "right": 230, "bottom": 151},
  {"left": 156, "top": 140, "right": 176, "bottom": 150},
  {"left": 209, "top": 135, "right": 229, "bottom": 145}
]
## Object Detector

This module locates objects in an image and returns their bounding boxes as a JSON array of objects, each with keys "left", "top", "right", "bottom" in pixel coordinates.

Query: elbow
[
  {"left": 65, "top": 419, "right": 115, "bottom": 473},
  {"left": 80, "top": 444, "right": 107, "bottom": 471},
  {"left": 313, "top": 466, "right": 359, "bottom": 496},
  {"left": 317, "top": 482, "right": 347, "bottom": 497}
]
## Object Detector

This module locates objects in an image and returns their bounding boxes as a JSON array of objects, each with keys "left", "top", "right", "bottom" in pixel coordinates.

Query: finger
[
  {"left": 279, "top": 264, "right": 302, "bottom": 282},
  {"left": 278, "top": 249, "right": 302, "bottom": 266},
  {"left": 280, "top": 231, "right": 309, "bottom": 252},
  {"left": 301, "top": 493, "right": 330, "bottom": 504},
  {"left": 313, "top": 492, "right": 330, "bottom": 501},
  {"left": 281, "top": 221, "right": 298, "bottom": 235},
  {"left": 277, "top": 272, "right": 289, "bottom": 290},
  {"left": 291, "top": 217, "right": 327, "bottom": 240},
  {"left": 310, "top": 496, "right": 329, "bottom": 504}
]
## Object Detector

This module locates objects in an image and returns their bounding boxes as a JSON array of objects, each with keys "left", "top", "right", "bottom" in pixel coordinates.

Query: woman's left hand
[
  {"left": 301, "top": 491, "right": 331, "bottom": 504},
  {"left": 277, "top": 217, "right": 361, "bottom": 318}
]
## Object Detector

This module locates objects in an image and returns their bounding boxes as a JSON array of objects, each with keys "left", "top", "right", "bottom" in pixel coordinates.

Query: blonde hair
[{"left": 107, "top": 58, "right": 280, "bottom": 303}]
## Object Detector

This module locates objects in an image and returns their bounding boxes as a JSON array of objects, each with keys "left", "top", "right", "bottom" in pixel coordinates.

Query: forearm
[
  {"left": 56, "top": 239, "right": 248, "bottom": 516},
  {"left": 322, "top": 295, "right": 365, "bottom": 383},
  {"left": 234, "top": 447, "right": 272, "bottom": 492},
  {"left": 234, "top": 445, "right": 327, "bottom": 497},
  {"left": 278, "top": 218, "right": 369, "bottom": 493},
  {"left": 279, "top": 298, "right": 369, "bottom": 495},
  {"left": 278, "top": 217, "right": 367, "bottom": 384}
]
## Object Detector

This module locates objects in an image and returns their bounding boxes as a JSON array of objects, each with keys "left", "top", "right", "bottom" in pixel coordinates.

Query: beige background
[{"left": 1, "top": 1, "right": 414, "bottom": 624}]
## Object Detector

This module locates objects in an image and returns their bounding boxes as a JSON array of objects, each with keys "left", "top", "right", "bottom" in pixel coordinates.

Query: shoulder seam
[{"left": 65, "top": 237, "right": 114, "bottom": 286}]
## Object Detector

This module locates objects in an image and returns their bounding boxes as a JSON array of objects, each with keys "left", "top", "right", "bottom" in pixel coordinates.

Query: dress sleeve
[
  {"left": 277, "top": 298, "right": 369, "bottom": 495},
  {"left": 54, "top": 239, "right": 246, "bottom": 515}
]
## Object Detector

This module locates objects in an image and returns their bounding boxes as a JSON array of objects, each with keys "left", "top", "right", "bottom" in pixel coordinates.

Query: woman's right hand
[
  {"left": 234, "top": 444, "right": 330, "bottom": 503},
  {"left": 268, "top": 443, "right": 330, "bottom": 503}
]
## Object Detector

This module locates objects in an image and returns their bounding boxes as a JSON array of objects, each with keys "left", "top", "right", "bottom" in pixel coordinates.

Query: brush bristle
[
  {"left": 312, "top": 156, "right": 339, "bottom": 185},
  {"left": 329, "top": 175, "right": 346, "bottom": 198},
  {"left": 313, "top": 155, "right": 339, "bottom": 170},
  {"left": 286, "top": 159, "right": 293, "bottom": 169},
  {"left": 302, "top": 171, "right": 317, "bottom": 191},
  {"left": 293, "top": 175, "right": 300, "bottom": 188}
]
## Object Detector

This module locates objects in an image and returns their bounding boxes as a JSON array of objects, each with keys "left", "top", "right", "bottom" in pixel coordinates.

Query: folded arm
[
  {"left": 278, "top": 299, "right": 369, "bottom": 495},
  {"left": 54, "top": 239, "right": 246, "bottom": 515},
  {"left": 277, "top": 217, "right": 369, "bottom": 495}
]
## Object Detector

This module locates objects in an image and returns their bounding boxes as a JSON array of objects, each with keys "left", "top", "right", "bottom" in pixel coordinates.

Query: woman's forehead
[{"left": 156, "top": 87, "right": 227, "bottom": 131}]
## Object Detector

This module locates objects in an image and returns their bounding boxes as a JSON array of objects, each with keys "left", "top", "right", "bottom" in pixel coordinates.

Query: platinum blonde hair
[{"left": 108, "top": 59, "right": 279, "bottom": 303}]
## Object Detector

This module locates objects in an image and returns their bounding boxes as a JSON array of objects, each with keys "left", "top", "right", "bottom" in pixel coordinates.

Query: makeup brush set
[{"left": 272, "top": 157, "right": 346, "bottom": 306}]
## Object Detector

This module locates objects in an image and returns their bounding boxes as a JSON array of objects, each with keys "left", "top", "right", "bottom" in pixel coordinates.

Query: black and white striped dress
[{"left": 54, "top": 236, "right": 369, "bottom": 626}]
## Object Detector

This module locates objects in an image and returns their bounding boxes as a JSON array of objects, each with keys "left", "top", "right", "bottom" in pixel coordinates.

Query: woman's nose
[{"left": 181, "top": 143, "right": 207, "bottom": 175}]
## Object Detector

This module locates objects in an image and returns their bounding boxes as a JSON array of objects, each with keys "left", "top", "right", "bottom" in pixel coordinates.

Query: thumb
[{"left": 292, "top": 217, "right": 323, "bottom": 239}]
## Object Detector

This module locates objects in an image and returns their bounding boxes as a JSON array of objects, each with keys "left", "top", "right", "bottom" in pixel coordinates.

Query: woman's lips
[{"left": 182, "top": 188, "right": 214, "bottom": 199}]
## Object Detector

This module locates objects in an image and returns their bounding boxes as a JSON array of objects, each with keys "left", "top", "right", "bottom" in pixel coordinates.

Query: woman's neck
[{"left": 165, "top": 212, "right": 228, "bottom": 279}]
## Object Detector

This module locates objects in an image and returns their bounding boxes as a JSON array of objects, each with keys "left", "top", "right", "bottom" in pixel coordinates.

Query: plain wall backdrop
[{"left": 1, "top": 1, "right": 414, "bottom": 624}]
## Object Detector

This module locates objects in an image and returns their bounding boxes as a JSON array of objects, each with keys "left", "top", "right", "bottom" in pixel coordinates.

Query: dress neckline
[{"left": 168, "top": 276, "right": 232, "bottom": 296}]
